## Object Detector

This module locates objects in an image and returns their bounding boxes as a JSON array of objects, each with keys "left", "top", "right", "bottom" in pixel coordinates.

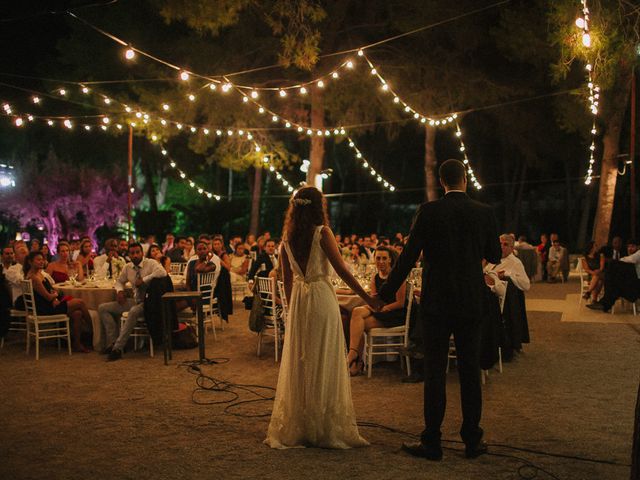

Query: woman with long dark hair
[{"left": 264, "top": 186, "right": 378, "bottom": 449}]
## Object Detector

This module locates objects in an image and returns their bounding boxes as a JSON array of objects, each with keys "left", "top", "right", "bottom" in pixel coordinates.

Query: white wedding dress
[{"left": 264, "top": 226, "right": 369, "bottom": 449}]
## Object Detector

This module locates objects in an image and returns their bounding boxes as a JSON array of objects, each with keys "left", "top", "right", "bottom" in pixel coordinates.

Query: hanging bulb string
[
  {"left": 156, "top": 144, "right": 222, "bottom": 200},
  {"left": 345, "top": 137, "right": 396, "bottom": 192},
  {"left": 454, "top": 121, "right": 481, "bottom": 190}
]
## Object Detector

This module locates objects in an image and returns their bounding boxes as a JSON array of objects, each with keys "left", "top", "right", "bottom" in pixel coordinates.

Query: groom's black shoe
[
  {"left": 401, "top": 442, "right": 443, "bottom": 461},
  {"left": 464, "top": 440, "right": 488, "bottom": 459}
]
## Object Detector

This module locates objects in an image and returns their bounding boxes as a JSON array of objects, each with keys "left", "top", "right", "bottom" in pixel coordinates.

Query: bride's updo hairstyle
[{"left": 282, "top": 186, "right": 329, "bottom": 258}]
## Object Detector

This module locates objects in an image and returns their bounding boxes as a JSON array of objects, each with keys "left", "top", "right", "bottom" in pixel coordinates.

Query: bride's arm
[
  {"left": 319, "top": 226, "right": 379, "bottom": 310},
  {"left": 280, "top": 244, "right": 293, "bottom": 305}
]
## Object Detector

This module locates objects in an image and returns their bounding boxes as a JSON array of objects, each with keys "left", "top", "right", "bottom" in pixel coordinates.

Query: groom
[{"left": 378, "top": 159, "right": 501, "bottom": 460}]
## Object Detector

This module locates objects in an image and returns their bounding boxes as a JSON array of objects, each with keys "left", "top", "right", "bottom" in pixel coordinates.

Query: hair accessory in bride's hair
[{"left": 292, "top": 198, "right": 312, "bottom": 206}]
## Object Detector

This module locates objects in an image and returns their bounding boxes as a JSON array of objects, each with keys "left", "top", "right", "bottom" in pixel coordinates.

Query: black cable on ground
[{"left": 179, "top": 361, "right": 630, "bottom": 480}]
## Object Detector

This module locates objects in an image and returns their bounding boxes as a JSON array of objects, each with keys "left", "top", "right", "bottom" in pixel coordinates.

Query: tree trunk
[
  {"left": 593, "top": 70, "right": 632, "bottom": 246},
  {"left": 249, "top": 166, "right": 262, "bottom": 236},
  {"left": 140, "top": 154, "right": 158, "bottom": 214},
  {"left": 308, "top": 86, "right": 325, "bottom": 190},
  {"left": 577, "top": 186, "right": 594, "bottom": 249},
  {"left": 424, "top": 124, "right": 438, "bottom": 201}
]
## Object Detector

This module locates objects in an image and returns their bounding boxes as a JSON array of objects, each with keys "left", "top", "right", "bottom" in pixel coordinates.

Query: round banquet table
[{"left": 57, "top": 281, "right": 118, "bottom": 351}]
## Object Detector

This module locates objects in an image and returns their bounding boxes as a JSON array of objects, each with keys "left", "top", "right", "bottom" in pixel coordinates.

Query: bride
[{"left": 264, "top": 186, "right": 379, "bottom": 449}]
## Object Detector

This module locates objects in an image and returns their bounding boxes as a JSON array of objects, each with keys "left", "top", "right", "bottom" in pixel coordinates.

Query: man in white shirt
[
  {"left": 546, "top": 238, "right": 564, "bottom": 282},
  {"left": 484, "top": 234, "right": 530, "bottom": 300},
  {"left": 5, "top": 245, "right": 29, "bottom": 306},
  {"left": 98, "top": 243, "right": 167, "bottom": 361},
  {"left": 1, "top": 245, "right": 15, "bottom": 274}
]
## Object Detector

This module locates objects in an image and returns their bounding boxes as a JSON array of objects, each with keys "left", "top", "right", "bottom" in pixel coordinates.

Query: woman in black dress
[
  {"left": 346, "top": 246, "right": 407, "bottom": 375},
  {"left": 24, "top": 252, "right": 92, "bottom": 352},
  {"left": 581, "top": 241, "right": 605, "bottom": 303}
]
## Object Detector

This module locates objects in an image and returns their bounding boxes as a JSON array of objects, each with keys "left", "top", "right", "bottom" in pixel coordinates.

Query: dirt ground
[{"left": 1, "top": 279, "right": 637, "bottom": 480}]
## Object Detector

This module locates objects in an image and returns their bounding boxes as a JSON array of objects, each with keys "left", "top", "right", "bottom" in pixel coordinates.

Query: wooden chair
[
  {"left": 119, "top": 311, "right": 154, "bottom": 357},
  {"left": 21, "top": 279, "right": 71, "bottom": 360},
  {"left": 363, "top": 283, "right": 415, "bottom": 378},
  {"left": 256, "top": 276, "right": 283, "bottom": 361}
]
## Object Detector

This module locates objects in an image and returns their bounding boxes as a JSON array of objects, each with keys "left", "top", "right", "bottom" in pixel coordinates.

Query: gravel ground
[{"left": 0, "top": 279, "right": 636, "bottom": 480}]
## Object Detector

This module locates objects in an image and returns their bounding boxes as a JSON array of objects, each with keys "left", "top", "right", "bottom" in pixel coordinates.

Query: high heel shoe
[{"left": 347, "top": 348, "right": 363, "bottom": 376}]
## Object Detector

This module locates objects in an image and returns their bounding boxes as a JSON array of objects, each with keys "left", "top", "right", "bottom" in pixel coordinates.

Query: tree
[
  {"left": 2, "top": 147, "right": 129, "bottom": 248},
  {"left": 548, "top": 0, "right": 639, "bottom": 246}
]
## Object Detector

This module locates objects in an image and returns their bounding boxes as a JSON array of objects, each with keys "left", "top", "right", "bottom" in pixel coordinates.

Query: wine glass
[{"left": 68, "top": 264, "right": 78, "bottom": 285}]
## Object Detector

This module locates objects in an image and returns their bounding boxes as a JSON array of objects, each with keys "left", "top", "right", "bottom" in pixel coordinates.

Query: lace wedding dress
[{"left": 264, "top": 226, "right": 369, "bottom": 449}]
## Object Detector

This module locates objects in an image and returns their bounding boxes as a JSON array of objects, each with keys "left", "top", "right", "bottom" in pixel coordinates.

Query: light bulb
[
  {"left": 102, "top": 117, "right": 110, "bottom": 124},
  {"left": 357, "top": 50, "right": 364, "bottom": 56},
  {"left": 190, "top": 126, "right": 196, "bottom": 133},
  {"left": 64, "top": 119, "right": 72, "bottom": 129},
  {"left": 188, "top": 94, "right": 196, "bottom": 102},
  {"left": 84, "top": 125, "right": 91, "bottom": 131},
  {"left": 125, "top": 48, "right": 135, "bottom": 60},
  {"left": 203, "top": 128, "right": 209, "bottom": 135},
  {"left": 582, "top": 32, "right": 591, "bottom": 47},
  {"left": 242, "top": 96, "right": 249, "bottom": 103},
  {"left": 104, "top": 97, "right": 111, "bottom": 105},
  {"left": 251, "top": 90, "right": 259, "bottom": 99},
  {"left": 370, "top": 68, "right": 377, "bottom": 75},
  {"left": 258, "top": 107, "right": 265, "bottom": 114},
  {"left": 32, "top": 96, "right": 41, "bottom": 104},
  {"left": 162, "top": 103, "right": 170, "bottom": 111},
  {"left": 59, "top": 89, "right": 67, "bottom": 96},
  {"left": 575, "top": 17, "right": 586, "bottom": 29},
  {"left": 180, "top": 71, "right": 190, "bottom": 81},
  {"left": 299, "top": 87, "right": 307, "bottom": 95},
  {"left": 279, "top": 90, "right": 287, "bottom": 97},
  {"left": 222, "top": 83, "right": 232, "bottom": 92},
  {"left": 346, "top": 60, "right": 354, "bottom": 69},
  {"left": 81, "top": 86, "right": 90, "bottom": 94},
  {"left": 14, "top": 118, "right": 23, "bottom": 127},
  {"left": 209, "top": 83, "right": 217, "bottom": 91},
  {"left": 331, "top": 72, "right": 339, "bottom": 79},
  {"left": 47, "top": 120, "right": 54, "bottom": 126},
  {"left": 317, "top": 80, "right": 325, "bottom": 88}
]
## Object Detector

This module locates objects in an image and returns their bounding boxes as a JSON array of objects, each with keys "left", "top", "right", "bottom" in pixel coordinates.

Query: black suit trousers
[{"left": 421, "top": 314, "right": 483, "bottom": 446}]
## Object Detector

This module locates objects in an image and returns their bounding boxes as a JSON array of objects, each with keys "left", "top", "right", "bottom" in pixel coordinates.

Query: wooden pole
[
  {"left": 630, "top": 69, "right": 637, "bottom": 240},
  {"left": 128, "top": 125, "right": 133, "bottom": 241}
]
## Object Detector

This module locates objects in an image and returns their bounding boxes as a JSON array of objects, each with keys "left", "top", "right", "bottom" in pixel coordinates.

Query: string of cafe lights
[
  {"left": 454, "top": 122, "right": 481, "bottom": 189},
  {"left": 346, "top": 137, "right": 395, "bottom": 192},
  {"left": 157, "top": 144, "right": 222, "bottom": 201},
  {"left": 576, "top": 0, "right": 599, "bottom": 185}
]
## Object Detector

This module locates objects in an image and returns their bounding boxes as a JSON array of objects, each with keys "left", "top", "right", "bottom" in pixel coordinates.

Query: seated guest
[
  {"left": 40, "top": 244, "right": 52, "bottom": 266},
  {"left": 252, "top": 235, "right": 266, "bottom": 255},
  {"left": 392, "top": 241, "right": 404, "bottom": 256},
  {"left": 46, "top": 241, "right": 84, "bottom": 283},
  {"left": 346, "top": 246, "right": 407, "bottom": 376},
  {"left": 145, "top": 243, "right": 163, "bottom": 261},
  {"left": 117, "top": 238, "right": 130, "bottom": 259},
  {"left": 158, "top": 255, "right": 172, "bottom": 274},
  {"left": 230, "top": 243, "right": 250, "bottom": 283},
  {"left": 515, "top": 235, "right": 534, "bottom": 249},
  {"left": 162, "top": 233, "right": 175, "bottom": 255},
  {"left": 484, "top": 234, "right": 531, "bottom": 300},
  {"left": 248, "top": 239, "right": 277, "bottom": 279},
  {"left": 581, "top": 241, "right": 605, "bottom": 303},
  {"left": 212, "top": 237, "right": 231, "bottom": 272},
  {"left": 537, "top": 233, "right": 550, "bottom": 281},
  {"left": 140, "top": 234, "right": 156, "bottom": 256},
  {"left": 24, "top": 251, "right": 92, "bottom": 352},
  {"left": 168, "top": 236, "right": 188, "bottom": 263},
  {"left": 98, "top": 243, "right": 167, "bottom": 361},
  {"left": 212, "top": 237, "right": 233, "bottom": 321},
  {"left": 347, "top": 243, "right": 368, "bottom": 268},
  {"left": 588, "top": 246, "right": 640, "bottom": 313},
  {"left": 1, "top": 245, "right": 15, "bottom": 274},
  {"left": 600, "top": 236, "right": 624, "bottom": 261},
  {"left": 362, "top": 236, "right": 375, "bottom": 261},
  {"left": 76, "top": 239, "right": 94, "bottom": 277},
  {"left": 245, "top": 234, "right": 257, "bottom": 251},
  {"left": 30, "top": 238, "right": 41, "bottom": 252},
  {"left": 5, "top": 244, "right": 29, "bottom": 306},
  {"left": 185, "top": 241, "right": 218, "bottom": 292},
  {"left": 627, "top": 239, "right": 638, "bottom": 256},
  {"left": 228, "top": 235, "right": 242, "bottom": 255},
  {"left": 183, "top": 237, "right": 195, "bottom": 260},
  {"left": 94, "top": 240, "right": 126, "bottom": 280},
  {"left": 546, "top": 237, "right": 564, "bottom": 282}
]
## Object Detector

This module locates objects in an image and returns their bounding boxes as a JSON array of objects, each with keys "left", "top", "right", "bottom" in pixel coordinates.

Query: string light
[
  {"left": 156, "top": 144, "right": 221, "bottom": 200},
  {"left": 346, "top": 137, "right": 395, "bottom": 192},
  {"left": 124, "top": 47, "right": 136, "bottom": 60},
  {"left": 454, "top": 122, "right": 481, "bottom": 190},
  {"left": 576, "top": 0, "right": 599, "bottom": 185}
]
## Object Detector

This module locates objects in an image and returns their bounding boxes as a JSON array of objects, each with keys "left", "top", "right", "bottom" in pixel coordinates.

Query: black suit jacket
[
  {"left": 248, "top": 252, "right": 275, "bottom": 279},
  {"left": 379, "top": 191, "right": 501, "bottom": 320}
]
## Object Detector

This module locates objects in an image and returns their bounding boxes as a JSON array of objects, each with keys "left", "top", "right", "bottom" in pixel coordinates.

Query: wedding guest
[
  {"left": 546, "top": 238, "right": 564, "bottom": 282},
  {"left": 347, "top": 246, "right": 407, "bottom": 375},
  {"left": 245, "top": 234, "right": 257, "bottom": 251},
  {"left": 183, "top": 237, "right": 195, "bottom": 261},
  {"left": 1, "top": 245, "right": 14, "bottom": 273},
  {"left": 117, "top": 238, "right": 130, "bottom": 261},
  {"left": 29, "top": 238, "right": 41, "bottom": 252},
  {"left": 212, "top": 237, "right": 231, "bottom": 272},
  {"left": 141, "top": 234, "right": 156, "bottom": 256},
  {"left": 46, "top": 241, "right": 84, "bottom": 283},
  {"left": 76, "top": 239, "right": 94, "bottom": 277},
  {"left": 230, "top": 243, "right": 250, "bottom": 283},
  {"left": 40, "top": 244, "right": 52, "bottom": 266},
  {"left": 484, "top": 234, "right": 530, "bottom": 300},
  {"left": 363, "top": 236, "right": 375, "bottom": 261},
  {"left": 168, "top": 236, "right": 188, "bottom": 263},
  {"left": 248, "top": 239, "right": 277, "bottom": 279},
  {"left": 588, "top": 246, "right": 640, "bottom": 313},
  {"left": 99, "top": 243, "right": 167, "bottom": 361},
  {"left": 600, "top": 236, "right": 624, "bottom": 261},
  {"left": 628, "top": 240, "right": 638, "bottom": 256},
  {"left": 581, "top": 241, "right": 605, "bottom": 303},
  {"left": 159, "top": 255, "right": 172, "bottom": 275},
  {"left": 537, "top": 233, "right": 550, "bottom": 281},
  {"left": 185, "top": 241, "right": 218, "bottom": 291},
  {"left": 24, "top": 251, "right": 92, "bottom": 352},
  {"left": 347, "top": 244, "right": 368, "bottom": 267},
  {"left": 252, "top": 235, "right": 266, "bottom": 255},
  {"left": 94, "top": 239, "right": 118, "bottom": 272},
  {"left": 515, "top": 235, "right": 534, "bottom": 249},
  {"left": 162, "top": 233, "right": 175, "bottom": 254},
  {"left": 145, "top": 243, "right": 163, "bottom": 261},
  {"left": 5, "top": 245, "right": 29, "bottom": 305}
]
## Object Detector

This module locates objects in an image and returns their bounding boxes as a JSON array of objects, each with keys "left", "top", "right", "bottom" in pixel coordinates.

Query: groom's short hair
[{"left": 439, "top": 159, "right": 466, "bottom": 187}]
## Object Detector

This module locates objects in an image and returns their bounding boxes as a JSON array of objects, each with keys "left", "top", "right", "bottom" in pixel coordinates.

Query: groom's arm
[{"left": 379, "top": 204, "right": 427, "bottom": 302}]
